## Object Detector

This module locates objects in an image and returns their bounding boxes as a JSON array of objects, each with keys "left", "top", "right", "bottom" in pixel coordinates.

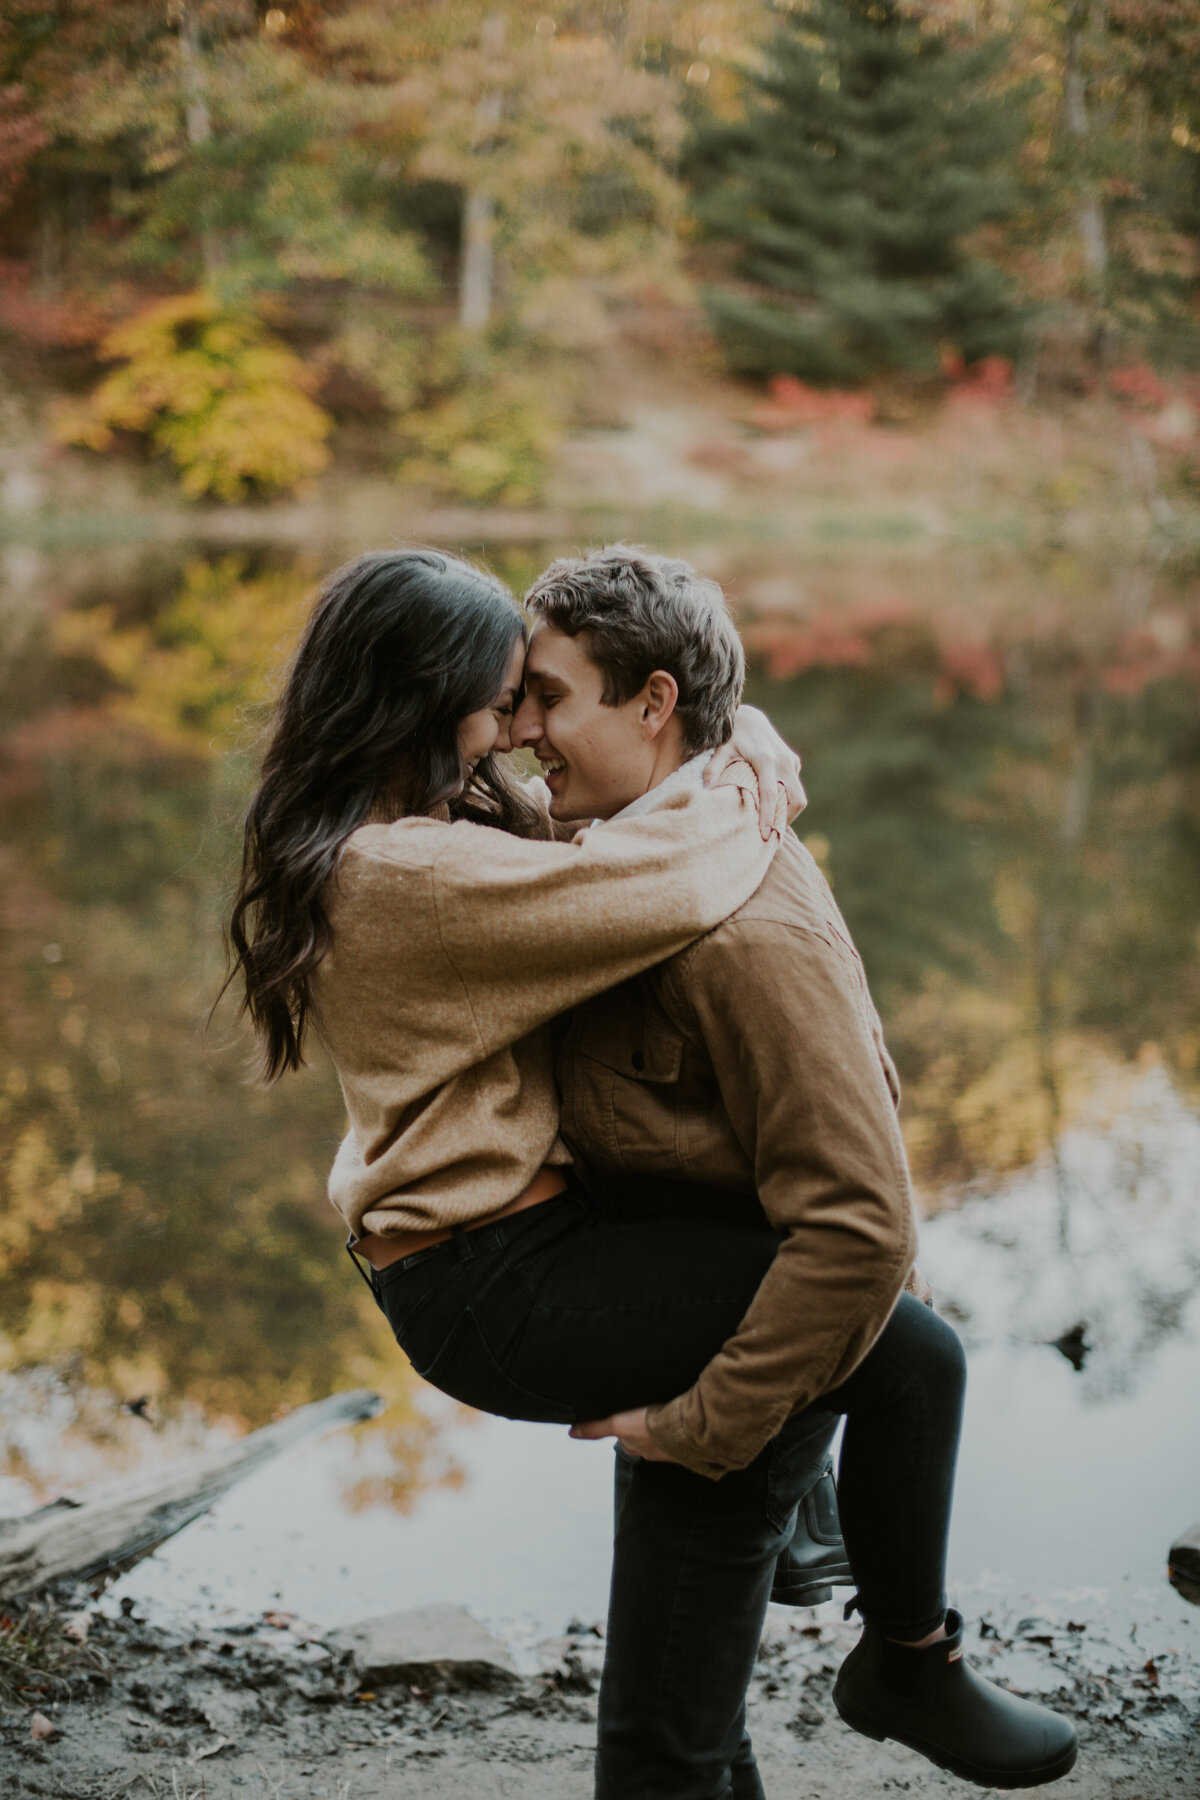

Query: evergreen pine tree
[{"left": 688, "top": 0, "right": 1031, "bottom": 383}]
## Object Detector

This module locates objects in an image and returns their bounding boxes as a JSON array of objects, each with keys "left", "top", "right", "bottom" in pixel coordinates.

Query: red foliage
[
  {"left": 743, "top": 601, "right": 916, "bottom": 679},
  {"left": 750, "top": 374, "right": 874, "bottom": 434}
]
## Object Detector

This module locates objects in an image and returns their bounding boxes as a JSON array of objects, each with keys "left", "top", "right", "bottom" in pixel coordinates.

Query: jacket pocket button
[{"left": 631, "top": 1051, "right": 645, "bottom": 1072}]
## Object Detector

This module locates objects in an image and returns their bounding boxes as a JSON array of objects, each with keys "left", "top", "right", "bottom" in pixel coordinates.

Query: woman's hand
[
  {"left": 569, "top": 1407, "right": 675, "bottom": 1462},
  {"left": 710, "top": 705, "right": 805, "bottom": 838}
]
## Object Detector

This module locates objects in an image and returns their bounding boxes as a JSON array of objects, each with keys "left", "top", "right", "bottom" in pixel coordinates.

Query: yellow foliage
[
  {"left": 56, "top": 293, "right": 332, "bottom": 502},
  {"left": 398, "top": 366, "right": 558, "bottom": 505},
  {"left": 54, "top": 555, "right": 314, "bottom": 754},
  {"left": 0, "top": 1123, "right": 82, "bottom": 1266}
]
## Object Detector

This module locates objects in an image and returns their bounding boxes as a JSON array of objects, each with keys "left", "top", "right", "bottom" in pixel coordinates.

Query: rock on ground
[{"left": 326, "top": 1603, "right": 517, "bottom": 1691}]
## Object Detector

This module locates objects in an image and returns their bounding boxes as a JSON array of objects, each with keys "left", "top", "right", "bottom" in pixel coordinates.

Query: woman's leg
[
  {"left": 825, "top": 1292, "right": 967, "bottom": 1639},
  {"left": 374, "top": 1185, "right": 792, "bottom": 1427}
]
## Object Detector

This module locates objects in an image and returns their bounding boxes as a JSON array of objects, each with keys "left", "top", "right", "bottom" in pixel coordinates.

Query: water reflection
[
  {"left": 918, "top": 1065, "right": 1200, "bottom": 1402},
  {"left": 0, "top": 537, "right": 1197, "bottom": 1531},
  {"left": 740, "top": 585, "right": 1200, "bottom": 1196}
]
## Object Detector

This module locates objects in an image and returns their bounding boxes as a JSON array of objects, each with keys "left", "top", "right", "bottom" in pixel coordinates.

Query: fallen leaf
[
  {"left": 30, "top": 1711, "right": 55, "bottom": 1742},
  {"left": 190, "top": 1736, "right": 233, "bottom": 1763}
]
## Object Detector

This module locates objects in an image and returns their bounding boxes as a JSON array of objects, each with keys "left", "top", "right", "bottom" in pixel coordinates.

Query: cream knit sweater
[{"left": 317, "top": 765, "right": 782, "bottom": 1239}]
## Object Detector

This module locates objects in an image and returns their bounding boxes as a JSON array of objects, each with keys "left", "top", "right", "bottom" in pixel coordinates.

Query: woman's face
[{"left": 456, "top": 638, "right": 526, "bottom": 778}]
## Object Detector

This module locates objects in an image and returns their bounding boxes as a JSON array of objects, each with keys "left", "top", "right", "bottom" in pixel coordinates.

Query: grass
[{"left": 0, "top": 1601, "right": 108, "bottom": 1708}]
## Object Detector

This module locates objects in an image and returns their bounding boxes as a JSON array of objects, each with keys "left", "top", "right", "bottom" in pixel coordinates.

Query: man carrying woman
[{"left": 225, "top": 545, "right": 1076, "bottom": 1798}]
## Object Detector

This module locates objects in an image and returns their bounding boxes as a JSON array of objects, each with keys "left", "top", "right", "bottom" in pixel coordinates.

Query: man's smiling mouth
[{"left": 538, "top": 756, "right": 566, "bottom": 775}]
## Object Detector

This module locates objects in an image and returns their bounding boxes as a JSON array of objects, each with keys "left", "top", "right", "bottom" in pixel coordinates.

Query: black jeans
[{"left": 368, "top": 1177, "right": 966, "bottom": 1799}]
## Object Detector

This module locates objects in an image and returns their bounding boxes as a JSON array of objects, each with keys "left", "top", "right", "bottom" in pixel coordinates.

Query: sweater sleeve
[
  {"left": 643, "top": 919, "right": 918, "bottom": 1479},
  {"left": 427, "top": 771, "right": 785, "bottom": 1053}
]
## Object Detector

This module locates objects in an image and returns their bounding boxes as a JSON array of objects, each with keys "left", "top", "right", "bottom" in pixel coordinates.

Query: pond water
[{"left": 0, "top": 529, "right": 1197, "bottom": 1651}]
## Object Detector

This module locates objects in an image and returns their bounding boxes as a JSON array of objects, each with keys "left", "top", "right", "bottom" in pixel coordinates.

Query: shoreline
[{"left": 2, "top": 1593, "right": 1195, "bottom": 1799}]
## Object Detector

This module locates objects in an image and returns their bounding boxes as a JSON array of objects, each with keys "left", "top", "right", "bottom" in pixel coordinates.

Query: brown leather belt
[{"left": 353, "top": 1166, "right": 568, "bottom": 1273}]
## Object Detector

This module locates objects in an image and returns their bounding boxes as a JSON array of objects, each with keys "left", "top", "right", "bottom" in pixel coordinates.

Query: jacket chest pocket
[{"left": 568, "top": 1007, "right": 686, "bottom": 1172}]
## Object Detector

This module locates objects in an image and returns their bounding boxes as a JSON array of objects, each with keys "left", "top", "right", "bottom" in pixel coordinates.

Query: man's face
[{"left": 511, "top": 624, "right": 661, "bottom": 821}]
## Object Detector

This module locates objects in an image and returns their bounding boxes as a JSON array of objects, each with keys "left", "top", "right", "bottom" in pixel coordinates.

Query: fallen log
[{"left": 0, "top": 1388, "right": 382, "bottom": 1601}]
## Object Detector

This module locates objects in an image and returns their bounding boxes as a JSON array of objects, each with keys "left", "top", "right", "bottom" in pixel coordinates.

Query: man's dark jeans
[{"left": 368, "top": 1177, "right": 966, "bottom": 1800}]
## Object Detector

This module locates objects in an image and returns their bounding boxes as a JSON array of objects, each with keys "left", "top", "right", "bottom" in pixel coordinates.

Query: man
[{"left": 511, "top": 548, "right": 1077, "bottom": 1799}]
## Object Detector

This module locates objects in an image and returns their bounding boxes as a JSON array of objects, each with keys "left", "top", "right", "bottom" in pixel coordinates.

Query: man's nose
[{"left": 511, "top": 700, "right": 541, "bottom": 748}]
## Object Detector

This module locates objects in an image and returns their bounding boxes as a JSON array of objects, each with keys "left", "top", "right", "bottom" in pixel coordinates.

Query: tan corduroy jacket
[
  {"left": 556, "top": 832, "right": 920, "bottom": 1479},
  {"left": 316, "top": 767, "right": 784, "bottom": 1241}
]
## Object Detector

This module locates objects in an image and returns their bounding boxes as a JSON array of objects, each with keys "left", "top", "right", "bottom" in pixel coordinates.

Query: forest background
[
  {"left": 1, "top": 0, "right": 1199, "bottom": 510},
  {"left": 0, "top": 1, "right": 1199, "bottom": 1486}
]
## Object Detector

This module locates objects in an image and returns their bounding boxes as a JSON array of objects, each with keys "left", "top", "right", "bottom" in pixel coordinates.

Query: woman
[{"left": 226, "top": 549, "right": 1076, "bottom": 1799}]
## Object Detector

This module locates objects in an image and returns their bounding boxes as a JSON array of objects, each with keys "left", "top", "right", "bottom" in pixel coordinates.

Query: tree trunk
[
  {"left": 460, "top": 189, "right": 496, "bottom": 333},
  {"left": 1064, "top": 1, "right": 1109, "bottom": 363},
  {"left": 177, "top": 2, "right": 223, "bottom": 284},
  {"left": 459, "top": 15, "right": 506, "bottom": 334}
]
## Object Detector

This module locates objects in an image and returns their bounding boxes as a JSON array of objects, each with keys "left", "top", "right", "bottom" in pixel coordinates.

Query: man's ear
[{"left": 640, "top": 670, "right": 680, "bottom": 740}]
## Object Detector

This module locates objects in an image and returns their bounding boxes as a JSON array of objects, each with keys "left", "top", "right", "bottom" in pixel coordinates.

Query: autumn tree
[
  {"left": 324, "top": 2, "right": 683, "bottom": 345},
  {"left": 687, "top": 0, "right": 1032, "bottom": 383},
  {"left": 1011, "top": 0, "right": 1200, "bottom": 367}
]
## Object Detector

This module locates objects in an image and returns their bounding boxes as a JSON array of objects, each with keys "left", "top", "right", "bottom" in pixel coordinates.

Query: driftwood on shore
[{"left": 0, "top": 1388, "right": 381, "bottom": 1602}]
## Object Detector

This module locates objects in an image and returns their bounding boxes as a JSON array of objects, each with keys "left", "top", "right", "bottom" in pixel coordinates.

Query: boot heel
[
  {"left": 833, "top": 1693, "right": 887, "bottom": 1743},
  {"left": 772, "top": 1581, "right": 833, "bottom": 1607}
]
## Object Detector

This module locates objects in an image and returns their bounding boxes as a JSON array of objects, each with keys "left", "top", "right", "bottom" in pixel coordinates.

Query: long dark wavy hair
[{"left": 223, "top": 549, "right": 542, "bottom": 1082}]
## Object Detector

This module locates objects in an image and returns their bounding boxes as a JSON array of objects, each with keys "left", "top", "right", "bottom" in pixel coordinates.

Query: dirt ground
[{"left": 2, "top": 1601, "right": 1196, "bottom": 1800}]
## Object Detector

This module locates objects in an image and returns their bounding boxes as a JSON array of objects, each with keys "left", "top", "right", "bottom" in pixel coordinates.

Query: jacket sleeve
[
  {"left": 428, "top": 772, "right": 785, "bottom": 1055},
  {"left": 643, "top": 919, "right": 918, "bottom": 1479}
]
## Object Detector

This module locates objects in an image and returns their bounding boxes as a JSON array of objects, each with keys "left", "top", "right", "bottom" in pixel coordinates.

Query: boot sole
[
  {"left": 833, "top": 1693, "right": 1078, "bottom": 1789},
  {"left": 771, "top": 1560, "right": 855, "bottom": 1607}
]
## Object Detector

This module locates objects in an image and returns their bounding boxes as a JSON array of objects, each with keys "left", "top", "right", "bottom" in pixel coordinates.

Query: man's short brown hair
[{"left": 524, "top": 546, "right": 744, "bottom": 754}]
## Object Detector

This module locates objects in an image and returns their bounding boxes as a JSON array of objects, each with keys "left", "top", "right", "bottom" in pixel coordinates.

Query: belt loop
[{"left": 453, "top": 1224, "right": 473, "bottom": 1262}]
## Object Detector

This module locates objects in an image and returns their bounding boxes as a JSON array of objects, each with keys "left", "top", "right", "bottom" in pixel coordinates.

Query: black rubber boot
[
  {"left": 770, "top": 1461, "right": 854, "bottom": 1607},
  {"left": 833, "top": 1609, "right": 1078, "bottom": 1789}
]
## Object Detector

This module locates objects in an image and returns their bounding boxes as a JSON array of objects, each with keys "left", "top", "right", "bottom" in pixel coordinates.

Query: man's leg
[{"left": 598, "top": 1415, "right": 836, "bottom": 1800}]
